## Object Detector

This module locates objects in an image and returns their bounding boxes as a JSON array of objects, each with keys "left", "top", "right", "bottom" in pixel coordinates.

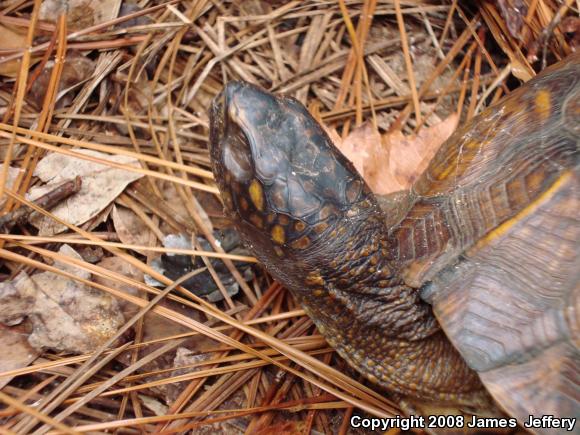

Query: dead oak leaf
[
  {"left": 40, "top": 0, "right": 122, "bottom": 32},
  {"left": 28, "top": 52, "right": 95, "bottom": 109},
  {"left": 28, "top": 149, "right": 144, "bottom": 236},
  {"left": 112, "top": 205, "right": 157, "bottom": 257},
  {"left": 0, "top": 325, "right": 40, "bottom": 389},
  {"left": 0, "top": 24, "right": 29, "bottom": 77},
  {"left": 2, "top": 245, "right": 126, "bottom": 354},
  {"left": 327, "top": 114, "right": 458, "bottom": 195}
]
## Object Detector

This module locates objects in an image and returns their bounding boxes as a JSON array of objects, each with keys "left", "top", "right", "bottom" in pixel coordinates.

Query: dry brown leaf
[
  {"left": 112, "top": 205, "right": 157, "bottom": 256},
  {"left": 381, "top": 113, "right": 458, "bottom": 193},
  {"left": 0, "top": 24, "right": 28, "bottom": 77},
  {"left": 165, "top": 347, "right": 212, "bottom": 403},
  {"left": 0, "top": 281, "right": 33, "bottom": 326},
  {"left": 0, "top": 166, "right": 24, "bottom": 208},
  {"left": 2, "top": 245, "right": 125, "bottom": 354},
  {"left": 330, "top": 115, "right": 458, "bottom": 195},
  {"left": 93, "top": 256, "right": 144, "bottom": 321},
  {"left": 28, "top": 52, "right": 95, "bottom": 109},
  {"left": 28, "top": 149, "right": 144, "bottom": 235},
  {"left": 39, "top": 0, "right": 122, "bottom": 32},
  {"left": 0, "top": 325, "right": 40, "bottom": 389},
  {"left": 138, "top": 394, "right": 169, "bottom": 416},
  {"left": 158, "top": 182, "right": 213, "bottom": 234}
]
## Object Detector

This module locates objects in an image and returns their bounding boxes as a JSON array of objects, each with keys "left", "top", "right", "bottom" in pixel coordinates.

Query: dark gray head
[{"left": 209, "top": 81, "right": 384, "bottom": 291}]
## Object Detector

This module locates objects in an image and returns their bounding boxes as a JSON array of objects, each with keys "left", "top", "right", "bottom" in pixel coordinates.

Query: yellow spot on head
[
  {"left": 535, "top": 89, "right": 551, "bottom": 122},
  {"left": 249, "top": 179, "right": 264, "bottom": 211},
  {"left": 313, "top": 288, "right": 325, "bottom": 297},
  {"left": 290, "top": 235, "right": 311, "bottom": 250},
  {"left": 271, "top": 225, "right": 285, "bottom": 244},
  {"left": 249, "top": 214, "right": 263, "bottom": 229}
]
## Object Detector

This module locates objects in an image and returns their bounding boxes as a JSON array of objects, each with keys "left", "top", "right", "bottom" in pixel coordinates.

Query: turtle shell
[{"left": 413, "top": 54, "right": 579, "bottom": 424}]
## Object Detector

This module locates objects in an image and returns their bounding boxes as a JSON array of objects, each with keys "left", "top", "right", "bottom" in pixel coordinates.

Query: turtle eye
[{"left": 222, "top": 131, "right": 253, "bottom": 182}]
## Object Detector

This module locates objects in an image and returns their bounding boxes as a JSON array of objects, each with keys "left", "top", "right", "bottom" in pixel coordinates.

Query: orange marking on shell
[
  {"left": 294, "top": 221, "right": 306, "bottom": 232},
  {"left": 470, "top": 171, "right": 573, "bottom": 251},
  {"left": 249, "top": 179, "right": 264, "bottom": 211},
  {"left": 534, "top": 89, "right": 551, "bottom": 122},
  {"left": 434, "top": 139, "right": 481, "bottom": 181},
  {"left": 271, "top": 225, "right": 285, "bottom": 244},
  {"left": 434, "top": 158, "right": 455, "bottom": 181}
]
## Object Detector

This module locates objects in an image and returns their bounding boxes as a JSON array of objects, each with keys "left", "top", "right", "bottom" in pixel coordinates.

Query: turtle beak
[{"left": 209, "top": 81, "right": 245, "bottom": 146}]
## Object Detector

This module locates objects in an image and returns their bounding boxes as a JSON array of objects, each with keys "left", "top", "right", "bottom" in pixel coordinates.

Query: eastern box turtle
[{"left": 209, "top": 53, "right": 579, "bottom": 428}]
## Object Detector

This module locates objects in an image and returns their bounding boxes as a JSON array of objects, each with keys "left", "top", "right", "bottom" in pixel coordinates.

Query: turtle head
[{"left": 209, "top": 81, "right": 388, "bottom": 292}]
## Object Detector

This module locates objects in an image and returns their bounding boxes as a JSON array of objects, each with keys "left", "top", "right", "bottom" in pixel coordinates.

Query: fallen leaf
[
  {"left": 28, "top": 149, "right": 144, "bottom": 235},
  {"left": 99, "top": 255, "right": 217, "bottom": 403},
  {"left": 1, "top": 245, "right": 126, "bottom": 354},
  {"left": 382, "top": 113, "right": 459, "bottom": 192},
  {"left": 112, "top": 205, "right": 157, "bottom": 257},
  {"left": 0, "top": 325, "right": 40, "bottom": 389},
  {"left": 76, "top": 245, "right": 105, "bottom": 263},
  {"left": 138, "top": 394, "right": 168, "bottom": 416},
  {"left": 93, "top": 256, "right": 143, "bottom": 321},
  {"left": 39, "top": 0, "right": 122, "bottom": 32},
  {"left": 0, "top": 166, "right": 24, "bottom": 208},
  {"left": 159, "top": 182, "right": 210, "bottom": 234},
  {"left": 165, "top": 347, "right": 212, "bottom": 403},
  {"left": 0, "top": 24, "right": 28, "bottom": 77},
  {"left": 329, "top": 114, "right": 459, "bottom": 195},
  {"left": 28, "top": 52, "right": 95, "bottom": 109},
  {"left": 0, "top": 281, "right": 33, "bottom": 326},
  {"left": 92, "top": 256, "right": 197, "bottom": 347}
]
